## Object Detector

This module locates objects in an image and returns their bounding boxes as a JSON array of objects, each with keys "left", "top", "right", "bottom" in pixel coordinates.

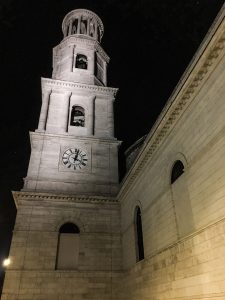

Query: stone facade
[
  {"left": 2, "top": 193, "right": 122, "bottom": 299},
  {"left": 2, "top": 5, "right": 225, "bottom": 300},
  {"left": 119, "top": 5, "right": 225, "bottom": 299}
]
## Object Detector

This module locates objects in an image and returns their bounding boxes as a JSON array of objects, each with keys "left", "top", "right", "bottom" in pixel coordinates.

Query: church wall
[
  {"left": 1, "top": 196, "right": 122, "bottom": 299},
  {"left": 120, "top": 217, "right": 225, "bottom": 300},
  {"left": 2, "top": 270, "right": 124, "bottom": 300},
  {"left": 120, "top": 41, "right": 225, "bottom": 298}
]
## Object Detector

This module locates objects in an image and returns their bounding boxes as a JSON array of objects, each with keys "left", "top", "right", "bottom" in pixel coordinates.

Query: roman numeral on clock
[
  {"left": 63, "top": 159, "right": 68, "bottom": 165},
  {"left": 62, "top": 148, "right": 88, "bottom": 170}
]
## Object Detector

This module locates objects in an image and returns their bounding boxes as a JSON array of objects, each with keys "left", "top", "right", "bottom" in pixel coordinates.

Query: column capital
[
  {"left": 88, "top": 95, "right": 96, "bottom": 101},
  {"left": 64, "top": 91, "right": 72, "bottom": 97}
]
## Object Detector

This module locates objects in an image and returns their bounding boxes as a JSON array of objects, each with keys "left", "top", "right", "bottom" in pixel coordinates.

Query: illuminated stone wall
[
  {"left": 119, "top": 9, "right": 225, "bottom": 299},
  {"left": 1, "top": 194, "right": 122, "bottom": 299},
  {"left": 120, "top": 218, "right": 225, "bottom": 299}
]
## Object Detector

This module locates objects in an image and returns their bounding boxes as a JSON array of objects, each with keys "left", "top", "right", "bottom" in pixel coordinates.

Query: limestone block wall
[
  {"left": 120, "top": 218, "right": 225, "bottom": 300},
  {"left": 119, "top": 22, "right": 225, "bottom": 299},
  {"left": 23, "top": 134, "right": 120, "bottom": 196},
  {"left": 1, "top": 194, "right": 122, "bottom": 299},
  {"left": 2, "top": 270, "right": 123, "bottom": 300}
]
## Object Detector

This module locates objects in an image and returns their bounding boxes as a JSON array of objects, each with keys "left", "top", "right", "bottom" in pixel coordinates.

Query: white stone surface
[{"left": 119, "top": 6, "right": 225, "bottom": 299}]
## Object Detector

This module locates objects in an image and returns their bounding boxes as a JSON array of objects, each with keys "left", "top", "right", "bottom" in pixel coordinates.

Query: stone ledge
[
  {"left": 12, "top": 191, "right": 119, "bottom": 207},
  {"left": 41, "top": 77, "right": 118, "bottom": 96}
]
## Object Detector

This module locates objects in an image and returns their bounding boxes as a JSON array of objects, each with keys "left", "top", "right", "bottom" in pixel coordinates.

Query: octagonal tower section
[{"left": 52, "top": 9, "right": 108, "bottom": 86}]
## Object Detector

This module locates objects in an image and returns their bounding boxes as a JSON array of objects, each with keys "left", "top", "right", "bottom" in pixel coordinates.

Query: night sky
[{"left": 0, "top": 0, "right": 224, "bottom": 292}]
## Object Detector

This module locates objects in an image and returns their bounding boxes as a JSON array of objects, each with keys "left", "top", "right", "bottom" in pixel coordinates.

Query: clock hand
[{"left": 73, "top": 149, "right": 79, "bottom": 162}]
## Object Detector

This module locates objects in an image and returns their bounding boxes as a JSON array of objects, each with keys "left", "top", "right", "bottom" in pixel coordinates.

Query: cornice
[
  {"left": 118, "top": 8, "right": 225, "bottom": 201},
  {"left": 12, "top": 191, "right": 118, "bottom": 208},
  {"left": 41, "top": 78, "right": 118, "bottom": 97},
  {"left": 31, "top": 131, "right": 121, "bottom": 145}
]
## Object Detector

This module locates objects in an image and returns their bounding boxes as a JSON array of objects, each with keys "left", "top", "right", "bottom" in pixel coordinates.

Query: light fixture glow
[{"left": 3, "top": 258, "right": 11, "bottom": 267}]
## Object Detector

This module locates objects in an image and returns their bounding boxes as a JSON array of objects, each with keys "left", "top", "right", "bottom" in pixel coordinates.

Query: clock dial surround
[{"left": 62, "top": 148, "right": 88, "bottom": 170}]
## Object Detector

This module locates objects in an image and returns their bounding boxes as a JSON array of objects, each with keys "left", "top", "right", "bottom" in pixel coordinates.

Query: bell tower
[
  {"left": 24, "top": 9, "right": 120, "bottom": 196},
  {"left": 2, "top": 9, "right": 122, "bottom": 300}
]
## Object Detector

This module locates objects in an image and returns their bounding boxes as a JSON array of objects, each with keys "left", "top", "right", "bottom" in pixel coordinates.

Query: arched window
[
  {"left": 59, "top": 223, "right": 80, "bottom": 234},
  {"left": 75, "top": 54, "right": 88, "bottom": 69},
  {"left": 135, "top": 206, "right": 144, "bottom": 262},
  {"left": 171, "top": 160, "right": 184, "bottom": 184},
  {"left": 56, "top": 222, "right": 80, "bottom": 270},
  {"left": 70, "top": 106, "right": 85, "bottom": 127}
]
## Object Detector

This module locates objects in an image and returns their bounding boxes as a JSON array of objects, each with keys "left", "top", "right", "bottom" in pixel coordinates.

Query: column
[
  {"left": 69, "top": 19, "right": 73, "bottom": 35},
  {"left": 70, "top": 45, "right": 74, "bottom": 72},
  {"left": 103, "top": 61, "right": 107, "bottom": 86},
  {"left": 77, "top": 16, "right": 81, "bottom": 34},
  {"left": 87, "top": 17, "right": 90, "bottom": 36},
  {"left": 37, "top": 89, "right": 51, "bottom": 131},
  {"left": 108, "top": 98, "right": 115, "bottom": 137},
  {"left": 87, "top": 96, "right": 95, "bottom": 135},
  {"left": 94, "top": 20, "right": 98, "bottom": 40},
  {"left": 61, "top": 92, "right": 71, "bottom": 133},
  {"left": 45, "top": 92, "right": 60, "bottom": 133},
  {"left": 46, "top": 91, "right": 71, "bottom": 134},
  {"left": 89, "top": 52, "right": 95, "bottom": 74}
]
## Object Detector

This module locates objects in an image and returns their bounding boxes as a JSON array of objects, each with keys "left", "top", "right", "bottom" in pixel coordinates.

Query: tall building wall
[
  {"left": 120, "top": 219, "right": 225, "bottom": 299},
  {"left": 119, "top": 10, "right": 225, "bottom": 299}
]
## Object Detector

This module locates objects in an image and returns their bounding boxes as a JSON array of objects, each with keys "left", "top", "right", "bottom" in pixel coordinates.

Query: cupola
[
  {"left": 62, "top": 9, "right": 104, "bottom": 42},
  {"left": 52, "top": 9, "right": 108, "bottom": 86}
]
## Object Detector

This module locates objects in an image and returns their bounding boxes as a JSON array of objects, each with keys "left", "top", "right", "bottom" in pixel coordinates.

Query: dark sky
[{"left": 0, "top": 0, "right": 224, "bottom": 292}]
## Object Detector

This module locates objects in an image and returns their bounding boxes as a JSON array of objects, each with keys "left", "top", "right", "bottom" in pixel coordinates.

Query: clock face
[{"left": 62, "top": 148, "right": 88, "bottom": 170}]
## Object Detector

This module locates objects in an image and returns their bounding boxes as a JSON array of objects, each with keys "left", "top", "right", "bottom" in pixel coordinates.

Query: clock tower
[
  {"left": 24, "top": 8, "right": 120, "bottom": 196},
  {"left": 2, "top": 9, "right": 122, "bottom": 300}
]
